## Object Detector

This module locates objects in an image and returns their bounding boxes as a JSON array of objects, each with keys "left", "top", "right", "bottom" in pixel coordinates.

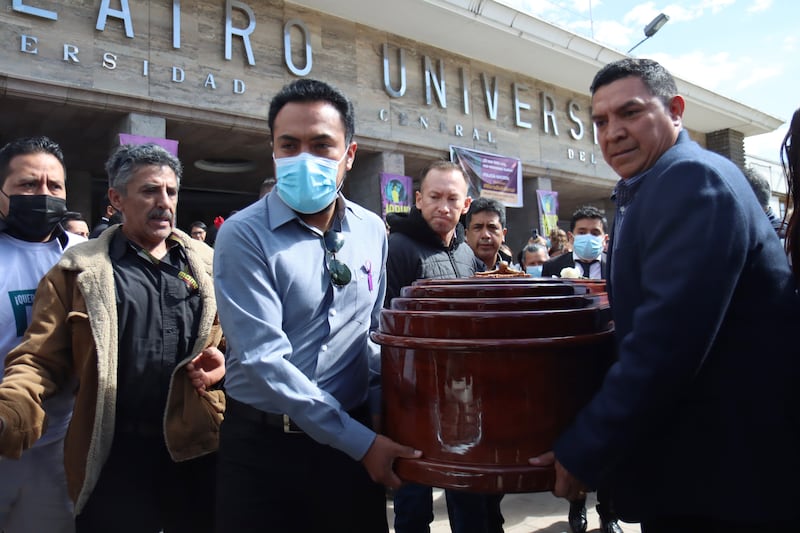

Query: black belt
[{"left": 226, "top": 396, "right": 370, "bottom": 434}]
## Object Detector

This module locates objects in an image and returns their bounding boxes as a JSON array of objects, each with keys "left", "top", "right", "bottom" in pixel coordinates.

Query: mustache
[{"left": 148, "top": 209, "right": 173, "bottom": 221}]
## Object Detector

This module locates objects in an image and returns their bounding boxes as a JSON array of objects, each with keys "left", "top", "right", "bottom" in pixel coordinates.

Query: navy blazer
[{"left": 554, "top": 130, "right": 800, "bottom": 522}]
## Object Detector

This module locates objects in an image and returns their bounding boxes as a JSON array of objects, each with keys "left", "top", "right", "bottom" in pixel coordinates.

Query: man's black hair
[
  {"left": 571, "top": 205, "right": 607, "bottom": 233},
  {"left": 742, "top": 167, "right": 771, "bottom": 209},
  {"left": 268, "top": 79, "right": 355, "bottom": 144},
  {"left": 0, "top": 136, "right": 66, "bottom": 188},
  {"left": 466, "top": 196, "right": 506, "bottom": 229},
  {"left": 590, "top": 58, "right": 678, "bottom": 106}
]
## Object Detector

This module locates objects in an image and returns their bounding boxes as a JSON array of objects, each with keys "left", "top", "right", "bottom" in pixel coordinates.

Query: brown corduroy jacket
[{"left": 0, "top": 225, "right": 225, "bottom": 514}]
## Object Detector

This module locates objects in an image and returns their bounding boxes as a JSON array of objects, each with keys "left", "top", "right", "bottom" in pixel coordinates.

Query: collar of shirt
[
  {"left": 574, "top": 258, "right": 601, "bottom": 279},
  {"left": 109, "top": 229, "right": 183, "bottom": 264},
  {"left": 267, "top": 192, "right": 363, "bottom": 234},
  {"left": 482, "top": 253, "right": 502, "bottom": 272},
  {"left": 611, "top": 172, "right": 648, "bottom": 209},
  {"left": 611, "top": 130, "right": 688, "bottom": 209}
]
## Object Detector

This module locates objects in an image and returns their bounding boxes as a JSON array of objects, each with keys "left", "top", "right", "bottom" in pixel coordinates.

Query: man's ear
[
  {"left": 668, "top": 95, "right": 685, "bottom": 124},
  {"left": 108, "top": 188, "right": 123, "bottom": 212},
  {"left": 344, "top": 141, "right": 357, "bottom": 171},
  {"left": 462, "top": 196, "right": 472, "bottom": 214},
  {"left": 567, "top": 231, "right": 575, "bottom": 244}
]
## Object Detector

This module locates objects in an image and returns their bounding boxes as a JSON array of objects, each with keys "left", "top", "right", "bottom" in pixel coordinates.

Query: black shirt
[{"left": 110, "top": 231, "right": 202, "bottom": 431}]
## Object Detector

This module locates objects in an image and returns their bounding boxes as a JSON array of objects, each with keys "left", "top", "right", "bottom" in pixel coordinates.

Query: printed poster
[
  {"left": 380, "top": 173, "right": 412, "bottom": 220},
  {"left": 449, "top": 145, "right": 522, "bottom": 207}
]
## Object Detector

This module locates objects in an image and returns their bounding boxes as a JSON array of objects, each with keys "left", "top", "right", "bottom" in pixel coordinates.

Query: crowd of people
[{"left": 0, "top": 58, "right": 798, "bottom": 533}]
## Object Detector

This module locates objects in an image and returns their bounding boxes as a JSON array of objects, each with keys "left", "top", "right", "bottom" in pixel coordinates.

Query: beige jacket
[{"left": 0, "top": 225, "right": 225, "bottom": 514}]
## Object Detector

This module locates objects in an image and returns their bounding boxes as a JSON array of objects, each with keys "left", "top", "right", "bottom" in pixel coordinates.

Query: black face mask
[{"left": 2, "top": 193, "right": 68, "bottom": 242}]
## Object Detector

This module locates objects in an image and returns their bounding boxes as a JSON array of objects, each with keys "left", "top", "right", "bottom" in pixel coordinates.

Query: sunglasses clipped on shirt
[{"left": 323, "top": 230, "right": 352, "bottom": 287}]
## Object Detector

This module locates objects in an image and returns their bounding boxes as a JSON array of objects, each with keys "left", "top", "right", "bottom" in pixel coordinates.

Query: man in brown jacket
[{"left": 0, "top": 143, "right": 224, "bottom": 533}]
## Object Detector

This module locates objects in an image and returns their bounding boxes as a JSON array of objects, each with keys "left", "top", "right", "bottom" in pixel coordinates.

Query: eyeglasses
[{"left": 323, "top": 230, "right": 352, "bottom": 287}]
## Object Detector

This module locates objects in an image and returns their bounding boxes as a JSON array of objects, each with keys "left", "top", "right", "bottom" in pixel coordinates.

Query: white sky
[{"left": 503, "top": 0, "right": 799, "bottom": 163}]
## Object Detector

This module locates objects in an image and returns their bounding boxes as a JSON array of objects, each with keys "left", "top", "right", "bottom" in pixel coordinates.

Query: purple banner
[
  {"left": 119, "top": 134, "right": 179, "bottom": 156},
  {"left": 380, "top": 173, "right": 412, "bottom": 220},
  {"left": 449, "top": 145, "right": 522, "bottom": 207}
]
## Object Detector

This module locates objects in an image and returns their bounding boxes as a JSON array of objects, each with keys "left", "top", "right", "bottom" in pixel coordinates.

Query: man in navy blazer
[
  {"left": 532, "top": 58, "right": 799, "bottom": 531},
  {"left": 541, "top": 205, "right": 608, "bottom": 282}
]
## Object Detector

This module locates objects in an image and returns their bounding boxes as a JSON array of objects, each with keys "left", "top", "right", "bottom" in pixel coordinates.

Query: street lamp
[{"left": 627, "top": 13, "right": 670, "bottom": 54}]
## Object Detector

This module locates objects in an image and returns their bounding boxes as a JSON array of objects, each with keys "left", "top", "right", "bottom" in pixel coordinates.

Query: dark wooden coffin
[{"left": 373, "top": 277, "right": 614, "bottom": 493}]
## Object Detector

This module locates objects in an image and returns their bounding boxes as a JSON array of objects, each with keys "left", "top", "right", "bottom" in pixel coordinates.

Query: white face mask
[
  {"left": 526, "top": 264, "right": 543, "bottom": 277},
  {"left": 572, "top": 233, "right": 604, "bottom": 261}
]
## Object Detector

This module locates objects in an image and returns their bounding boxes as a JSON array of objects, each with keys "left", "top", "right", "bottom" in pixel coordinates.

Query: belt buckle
[{"left": 282, "top": 414, "right": 303, "bottom": 434}]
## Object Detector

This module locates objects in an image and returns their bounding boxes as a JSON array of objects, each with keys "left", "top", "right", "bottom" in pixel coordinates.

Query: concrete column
[
  {"left": 66, "top": 170, "right": 92, "bottom": 220},
  {"left": 114, "top": 113, "right": 168, "bottom": 139},
  {"left": 506, "top": 176, "right": 550, "bottom": 257},
  {"left": 345, "top": 151, "right": 405, "bottom": 216}
]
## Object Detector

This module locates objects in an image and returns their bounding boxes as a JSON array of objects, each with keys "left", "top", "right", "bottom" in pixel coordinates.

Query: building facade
[{"left": 0, "top": 0, "right": 782, "bottom": 248}]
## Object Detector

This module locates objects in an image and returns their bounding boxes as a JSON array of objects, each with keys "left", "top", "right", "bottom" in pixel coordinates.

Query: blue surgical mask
[
  {"left": 572, "top": 233, "right": 604, "bottom": 261},
  {"left": 526, "top": 265, "right": 543, "bottom": 277},
  {"left": 274, "top": 152, "right": 347, "bottom": 214}
]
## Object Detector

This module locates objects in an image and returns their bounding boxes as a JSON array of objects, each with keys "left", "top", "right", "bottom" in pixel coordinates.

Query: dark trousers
[
  {"left": 393, "top": 483, "right": 504, "bottom": 533},
  {"left": 445, "top": 490, "right": 505, "bottom": 533},
  {"left": 215, "top": 403, "right": 388, "bottom": 533},
  {"left": 393, "top": 484, "right": 433, "bottom": 533},
  {"left": 571, "top": 488, "right": 616, "bottom": 520},
  {"left": 75, "top": 432, "right": 216, "bottom": 533},
  {"left": 641, "top": 517, "right": 795, "bottom": 533}
]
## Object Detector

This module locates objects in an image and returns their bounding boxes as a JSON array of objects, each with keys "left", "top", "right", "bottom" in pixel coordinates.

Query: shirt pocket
[{"left": 350, "top": 254, "right": 384, "bottom": 327}]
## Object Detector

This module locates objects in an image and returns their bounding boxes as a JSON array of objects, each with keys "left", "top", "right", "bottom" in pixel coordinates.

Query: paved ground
[{"left": 387, "top": 489, "right": 638, "bottom": 533}]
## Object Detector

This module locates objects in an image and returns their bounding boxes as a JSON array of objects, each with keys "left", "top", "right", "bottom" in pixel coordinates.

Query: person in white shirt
[{"left": 0, "top": 136, "right": 85, "bottom": 533}]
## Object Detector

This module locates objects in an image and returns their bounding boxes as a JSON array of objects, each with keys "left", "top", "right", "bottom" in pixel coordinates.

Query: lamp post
[{"left": 627, "top": 13, "right": 670, "bottom": 54}]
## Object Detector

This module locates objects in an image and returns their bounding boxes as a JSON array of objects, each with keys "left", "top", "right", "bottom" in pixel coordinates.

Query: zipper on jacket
[{"left": 448, "top": 248, "right": 460, "bottom": 277}]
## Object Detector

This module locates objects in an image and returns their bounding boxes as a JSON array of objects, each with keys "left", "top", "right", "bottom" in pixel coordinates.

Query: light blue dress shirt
[{"left": 213, "top": 192, "right": 387, "bottom": 460}]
